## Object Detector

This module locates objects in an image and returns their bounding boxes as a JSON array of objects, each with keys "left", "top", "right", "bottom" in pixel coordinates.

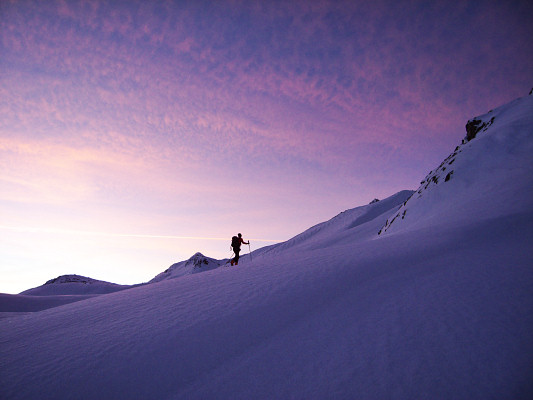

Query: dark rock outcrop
[{"left": 465, "top": 117, "right": 494, "bottom": 141}]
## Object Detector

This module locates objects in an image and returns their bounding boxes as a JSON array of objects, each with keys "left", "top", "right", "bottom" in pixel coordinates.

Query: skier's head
[{"left": 238, "top": 233, "right": 242, "bottom": 238}]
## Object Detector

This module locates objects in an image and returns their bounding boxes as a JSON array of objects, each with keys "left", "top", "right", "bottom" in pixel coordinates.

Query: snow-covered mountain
[
  {"left": 150, "top": 252, "right": 223, "bottom": 283},
  {"left": 20, "top": 274, "right": 132, "bottom": 296},
  {"left": 1, "top": 93, "right": 532, "bottom": 400},
  {"left": 379, "top": 93, "right": 533, "bottom": 235}
]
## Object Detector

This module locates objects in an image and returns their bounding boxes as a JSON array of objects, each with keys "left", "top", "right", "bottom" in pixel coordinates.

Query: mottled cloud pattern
[{"left": 1, "top": 0, "right": 532, "bottom": 292}]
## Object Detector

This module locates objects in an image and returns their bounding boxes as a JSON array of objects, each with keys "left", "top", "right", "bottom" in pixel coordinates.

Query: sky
[{"left": 1, "top": 0, "right": 532, "bottom": 294}]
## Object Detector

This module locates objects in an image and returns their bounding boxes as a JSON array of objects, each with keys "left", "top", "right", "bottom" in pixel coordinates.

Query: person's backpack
[{"left": 231, "top": 235, "right": 240, "bottom": 250}]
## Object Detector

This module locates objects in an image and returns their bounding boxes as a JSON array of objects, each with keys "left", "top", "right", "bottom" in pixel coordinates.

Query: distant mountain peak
[
  {"left": 150, "top": 252, "right": 222, "bottom": 283},
  {"left": 44, "top": 274, "right": 106, "bottom": 286},
  {"left": 21, "top": 274, "right": 130, "bottom": 296}
]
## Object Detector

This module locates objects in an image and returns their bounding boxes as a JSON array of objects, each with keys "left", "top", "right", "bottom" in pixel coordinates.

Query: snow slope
[
  {"left": 149, "top": 192, "right": 413, "bottom": 282},
  {"left": 0, "top": 274, "right": 133, "bottom": 313},
  {"left": 1, "top": 94, "right": 532, "bottom": 400},
  {"left": 379, "top": 93, "right": 533, "bottom": 235},
  {"left": 0, "top": 293, "right": 96, "bottom": 314},
  {"left": 255, "top": 190, "right": 414, "bottom": 256}
]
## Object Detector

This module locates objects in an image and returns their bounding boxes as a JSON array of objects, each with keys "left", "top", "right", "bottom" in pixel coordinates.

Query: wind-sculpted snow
[
  {"left": 1, "top": 94, "right": 532, "bottom": 399},
  {"left": 0, "top": 293, "right": 96, "bottom": 313},
  {"left": 1, "top": 212, "right": 531, "bottom": 399}
]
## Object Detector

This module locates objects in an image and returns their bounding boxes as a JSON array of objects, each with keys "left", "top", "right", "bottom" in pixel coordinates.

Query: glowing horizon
[{"left": 0, "top": 225, "right": 282, "bottom": 243}]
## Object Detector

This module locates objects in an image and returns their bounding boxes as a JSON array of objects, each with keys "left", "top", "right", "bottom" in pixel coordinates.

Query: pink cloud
[
  {"left": 7, "top": 0, "right": 531, "bottom": 294},
  {"left": 2, "top": 0, "right": 532, "bottom": 247}
]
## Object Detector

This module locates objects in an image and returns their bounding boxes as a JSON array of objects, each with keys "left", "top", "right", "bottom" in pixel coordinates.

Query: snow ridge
[
  {"left": 252, "top": 190, "right": 413, "bottom": 257},
  {"left": 379, "top": 92, "right": 533, "bottom": 235}
]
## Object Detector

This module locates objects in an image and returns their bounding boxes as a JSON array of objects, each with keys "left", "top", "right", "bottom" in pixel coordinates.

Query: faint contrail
[{"left": 0, "top": 225, "right": 283, "bottom": 243}]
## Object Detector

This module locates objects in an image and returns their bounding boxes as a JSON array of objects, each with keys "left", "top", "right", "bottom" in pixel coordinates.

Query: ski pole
[
  {"left": 248, "top": 243, "right": 252, "bottom": 262},
  {"left": 225, "top": 251, "right": 235, "bottom": 266}
]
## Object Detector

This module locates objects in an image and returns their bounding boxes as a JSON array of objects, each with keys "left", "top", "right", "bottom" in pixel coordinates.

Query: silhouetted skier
[{"left": 231, "top": 233, "right": 249, "bottom": 266}]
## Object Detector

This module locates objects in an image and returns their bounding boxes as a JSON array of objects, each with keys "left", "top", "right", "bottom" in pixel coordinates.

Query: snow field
[{"left": 1, "top": 209, "right": 532, "bottom": 399}]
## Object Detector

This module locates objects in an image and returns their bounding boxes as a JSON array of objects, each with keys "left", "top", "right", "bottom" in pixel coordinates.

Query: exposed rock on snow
[
  {"left": 465, "top": 116, "right": 495, "bottom": 141},
  {"left": 379, "top": 92, "right": 533, "bottom": 236}
]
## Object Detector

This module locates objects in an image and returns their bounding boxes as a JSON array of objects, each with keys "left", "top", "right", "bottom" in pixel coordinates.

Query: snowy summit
[
  {"left": 21, "top": 274, "right": 131, "bottom": 296},
  {"left": 1, "top": 93, "right": 532, "bottom": 399},
  {"left": 149, "top": 252, "right": 222, "bottom": 283}
]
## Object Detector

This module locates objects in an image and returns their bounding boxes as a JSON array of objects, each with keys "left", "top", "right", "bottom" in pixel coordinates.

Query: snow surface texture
[
  {"left": 1, "top": 94, "right": 532, "bottom": 399},
  {"left": 0, "top": 293, "right": 96, "bottom": 314}
]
